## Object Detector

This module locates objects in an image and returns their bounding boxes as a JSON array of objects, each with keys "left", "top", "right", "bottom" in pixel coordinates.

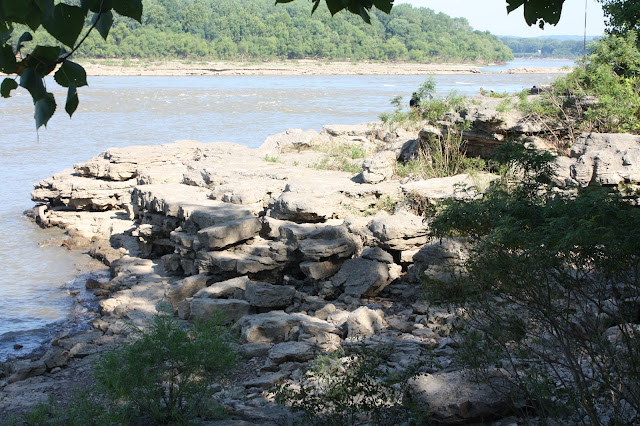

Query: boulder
[
  {"left": 300, "top": 259, "right": 343, "bottom": 280},
  {"left": 401, "top": 173, "right": 497, "bottom": 203},
  {"left": 189, "top": 298, "right": 251, "bottom": 323},
  {"left": 346, "top": 306, "right": 387, "bottom": 337},
  {"left": 409, "top": 371, "right": 513, "bottom": 424},
  {"left": 166, "top": 274, "right": 209, "bottom": 309},
  {"left": 361, "top": 151, "right": 397, "bottom": 183},
  {"left": 197, "top": 216, "right": 262, "bottom": 250},
  {"left": 268, "top": 341, "right": 317, "bottom": 363},
  {"left": 368, "top": 212, "right": 429, "bottom": 251},
  {"left": 193, "top": 276, "right": 250, "bottom": 299},
  {"left": 270, "top": 191, "right": 340, "bottom": 223},
  {"left": 331, "top": 258, "right": 390, "bottom": 298},
  {"left": 570, "top": 133, "right": 640, "bottom": 186},
  {"left": 237, "top": 311, "right": 339, "bottom": 344},
  {"left": 244, "top": 282, "right": 296, "bottom": 308},
  {"left": 258, "top": 129, "right": 320, "bottom": 155}
]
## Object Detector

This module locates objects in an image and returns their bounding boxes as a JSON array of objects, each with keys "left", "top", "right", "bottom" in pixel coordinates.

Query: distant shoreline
[{"left": 78, "top": 59, "right": 572, "bottom": 77}]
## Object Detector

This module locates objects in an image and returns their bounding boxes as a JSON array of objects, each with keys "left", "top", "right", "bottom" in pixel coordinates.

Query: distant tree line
[
  {"left": 500, "top": 36, "right": 600, "bottom": 59},
  {"left": 21, "top": 0, "right": 513, "bottom": 63}
]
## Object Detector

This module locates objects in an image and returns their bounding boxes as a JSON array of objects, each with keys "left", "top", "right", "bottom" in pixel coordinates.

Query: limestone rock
[
  {"left": 166, "top": 274, "right": 209, "bottom": 310},
  {"left": 570, "top": 133, "right": 640, "bottom": 186},
  {"left": 401, "top": 173, "right": 497, "bottom": 203},
  {"left": 368, "top": 212, "right": 429, "bottom": 251},
  {"left": 268, "top": 341, "right": 316, "bottom": 364},
  {"left": 300, "top": 259, "right": 342, "bottom": 280},
  {"left": 237, "top": 311, "right": 339, "bottom": 344},
  {"left": 346, "top": 306, "right": 387, "bottom": 337},
  {"left": 331, "top": 258, "right": 390, "bottom": 298},
  {"left": 361, "top": 151, "right": 396, "bottom": 183},
  {"left": 197, "top": 216, "right": 261, "bottom": 250},
  {"left": 245, "top": 282, "right": 296, "bottom": 308},
  {"left": 194, "top": 276, "right": 250, "bottom": 299},
  {"left": 409, "top": 371, "right": 513, "bottom": 424},
  {"left": 270, "top": 191, "right": 339, "bottom": 222},
  {"left": 258, "top": 129, "right": 320, "bottom": 155},
  {"left": 189, "top": 298, "right": 251, "bottom": 323}
]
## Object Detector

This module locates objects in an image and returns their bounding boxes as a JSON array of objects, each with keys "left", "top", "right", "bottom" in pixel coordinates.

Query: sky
[{"left": 397, "top": 0, "right": 606, "bottom": 37}]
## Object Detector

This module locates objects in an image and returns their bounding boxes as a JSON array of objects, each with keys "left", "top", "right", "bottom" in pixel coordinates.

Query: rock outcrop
[{"left": 14, "top": 111, "right": 639, "bottom": 423}]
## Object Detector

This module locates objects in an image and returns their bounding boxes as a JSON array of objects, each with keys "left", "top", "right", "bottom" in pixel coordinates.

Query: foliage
[
  {"left": 275, "top": 346, "right": 427, "bottom": 425},
  {"left": 506, "top": 0, "right": 566, "bottom": 29},
  {"left": 516, "top": 32, "right": 640, "bottom": 143},
  {"left": 310, "top": 156, "right": 363, "bottom": 173},
  {"left": 94, "top": 311, "right": 238, "bottom": 424},
  {"left": 430, "top": 143, "right": 640, "bottom": 423},
  {"left": 0, "top": 0, "right": 143, "bottom": 128},
  {"left": 395, "top": 130, "right": 486, "bottom": 180},
  {"left": 500, "top": 36, "right": 598, "bottom": 58},
  {"left": 599, "top": 0, "right": 640, "bottom": 38},
  {"left": 264, "top": 154, "right": 281, "bottom": 162}
]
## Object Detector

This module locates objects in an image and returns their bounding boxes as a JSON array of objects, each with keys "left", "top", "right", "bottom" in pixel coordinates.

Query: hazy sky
[{"left": 396, "top": 0, "right": 606, "bottom": 37}]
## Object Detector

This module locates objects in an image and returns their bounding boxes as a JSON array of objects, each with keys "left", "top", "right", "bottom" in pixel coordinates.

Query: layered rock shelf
[{"left": 4, "top": 93, "right": 640, "bottom": 422}]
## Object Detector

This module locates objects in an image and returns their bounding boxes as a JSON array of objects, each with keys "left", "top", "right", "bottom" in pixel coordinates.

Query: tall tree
[{"left": 599, "top": 0, "right": 640, "bottom": 36}]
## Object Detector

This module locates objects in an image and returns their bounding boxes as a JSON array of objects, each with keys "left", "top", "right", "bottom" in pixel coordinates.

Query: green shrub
[
  {"left": 517, "top": 32, "right": 640, "bottom": 145},
  {"left": 94, "top": 312, "right": 238, "bottom": 424},
  {"left": 430, "top": 143, "right": 640, "bottom": 423},
  {"left": 275, "top": 347, "right": 427, "bottom": 426}
]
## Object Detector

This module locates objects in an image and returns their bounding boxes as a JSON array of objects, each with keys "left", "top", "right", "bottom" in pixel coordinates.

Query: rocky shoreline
[{"left": 2, "top": 91, "right": 639, "bottom": 423}]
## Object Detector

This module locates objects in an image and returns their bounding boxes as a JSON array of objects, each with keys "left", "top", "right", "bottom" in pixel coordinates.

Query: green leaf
[
  {"left": 54, "top": 59, "right": 87, "bottom": 88},
  {"left": 325, "top": 0, "right": 345, "bottom": 15},
  {"left": 16, "top": 32, "right": 33, "bottom": 53},
  {"left": 65, "top": 84, "right": 78, "bottom": 117},
  {"left": 26, "top": 45, "right": 60, "bottom": 77},
  {"left": 372, "top": 0, "right": 394, "bottom": 14},
  {"left": 113, "top": 0, "right": 142, "bottom": 23},
  {"left": 0, "top": 22, "right": 12, "bottom": 44},
  {"left": 42, "top": 3, "right": 86, "bottom": 48},
  {"left": 34, "top": 0, "right": 54, "bottom": 17},
  {"left": 93, "top": 10, "right": 113, "bottom": 40},
  {"left": 34, "top": 91, "right": 56, "bottom": 128},
  {"left": 0, "top": 43, "right": 16, "bottom": 74},
  {"left": 0, "top": 77, "right": 18, "bottom": 98},
  {"left": 81, "top": 0, "right": 113, "bottom": 13},
  {"left": 19, "top": 67, "right": 46, "bottom": 102},
  {"left": 0, "top": 0, "right": 44, "bottom": 31}
]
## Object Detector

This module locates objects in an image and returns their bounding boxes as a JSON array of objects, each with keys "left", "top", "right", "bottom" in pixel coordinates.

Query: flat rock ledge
[{"left": 5, "top": 116, "right": 640, "bottom": 423}]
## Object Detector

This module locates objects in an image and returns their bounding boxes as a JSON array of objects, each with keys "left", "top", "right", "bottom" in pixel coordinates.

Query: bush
[
  {"left": 94, "top": 311, "right": 238, "bottom": 424},
  {"left": 430, "top": 143, "right": 640, "bottom": 423},
  {"left": 275, "top": 347, "right": 427, "bottom": 425},
  {"left": 517, "top": 32, "right": 640, "bottom": 146}
]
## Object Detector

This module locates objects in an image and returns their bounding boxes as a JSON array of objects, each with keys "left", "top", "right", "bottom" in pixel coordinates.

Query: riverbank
[
  {"left": 79, "top": 59, "right": 572, "bottom": 76},
  {"left": 4, "top": 84, "right": 639, "bottom": 421}
]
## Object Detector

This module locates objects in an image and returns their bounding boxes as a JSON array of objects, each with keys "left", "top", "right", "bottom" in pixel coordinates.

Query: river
[{"left": 0, "top": 59, "right": 573, "bottom": 361}]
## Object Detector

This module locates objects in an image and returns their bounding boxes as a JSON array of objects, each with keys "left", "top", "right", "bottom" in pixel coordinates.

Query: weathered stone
[
  {"left": 361, "top": 150, "right": 396, "bottom": 183},
  {"left": 268, "top": 341, "right": 316, "bottom": 364},
  {"left": 243, "top": 372, "right": 288, "bottom": 389},
  {"left": 368, "top": 212, "right": 429, "bottom": 251},
  {"left": 569, "top": 133, "right": 640, "bottom": 186},
  {"left": 240, "top": 342, "right": 274, "bottom": 358},
  {"left": 7, "top": 360, "right": 47, "bottom": 383},
  {"left": 361, "top": 247, "right": 394, "bottom": 264},
  {"left": 347, "top": 306, "right": 387, "bottom": 338},
  {"left": 298, "top": 239, "right": 354, "bottom": 261},
  {"left": 68, "top": 343, "right": 99, "bottom": 358},
  {"left": 245, "top": 282, "right": 296, "bottom": 308},
  {"left": 189, "top": 298, "right": 251, "bottom": 323},
  {"left": 401, "top": 173, "right": 497, "bottom": 203},
  {"left": 166, "top": 274, "right": 209, "bottom": 310},
  {"left": 40, "top": 346, "right": 68, "bottom": 370},
  {"left": 194, "top": 276, "right": 250, "bottom": 299},
  {"left": 331, "top": 258, "right": 390, "bottom": 297},
  {"left": 300, "top": 259, "right": 343, "bottom": 280},
  {"left": 237, "top": 311, "right": 339, "bottom": 344},
  {"left": 197, "top": 216, "right": 261, "bottom": 250},
  {"left": 409, "top": 371, "right": 513, "bottom": 424},
  {"left": 270, "top": 191, "right": 339, "bottom": 222},
  {"left": 258, "top": 128, "right": 320, "bottom": 155}
]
